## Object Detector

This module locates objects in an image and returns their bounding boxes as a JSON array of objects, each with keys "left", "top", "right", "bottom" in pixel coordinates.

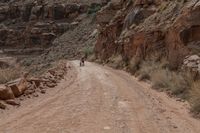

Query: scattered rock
[
  {"left": 187, "top": 55, "right": 200, "bottom": 61},
  {"left": 33, "top": 93, "right": 39, "bottom": 97},
  {"left": 0, "top": 85, "right": 15, "bottom": 100},
  {"left": 5, "top": 99, "right": 20, "bottom": 106},
  {"left": 40, "top": 89, "right": 46, "bottom": 94},
  {"left": 172, "top": 125, "right": 178, "bottom": 129},
  {"left": 46, "top": 82, "right": 57, "bottom": 88},
  {"left": 0, "top": 102, "right": 6, "bottom": 109},
  {"left": 19, "top": 97, "right": 24, "bottom": 101},
  {"left": 24, "top": 89, "right": 35, "bottom": 95},
  {"left": 158, "top": 108, "right": 166, "bottom": 113},
  {"left": 103, "top": 126, "right": 111, "bottom": 130}
]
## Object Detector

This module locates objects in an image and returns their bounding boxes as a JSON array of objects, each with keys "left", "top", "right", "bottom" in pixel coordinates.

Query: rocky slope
[
  {"left": 95, "top": 0, "right": 200, "bottom": 74},
  {"left": 0, "top": 0, "right": 106, "bottom": 54}
]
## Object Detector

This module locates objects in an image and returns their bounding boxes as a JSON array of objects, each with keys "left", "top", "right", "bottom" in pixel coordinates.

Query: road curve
[{"left": 0, "top": 60, "right": 200, "bottom": 133}]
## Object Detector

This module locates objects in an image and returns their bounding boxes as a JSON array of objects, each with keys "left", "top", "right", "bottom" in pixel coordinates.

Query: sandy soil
[{"left": 0, "top": 60, "right": 200, "bottom": 133}]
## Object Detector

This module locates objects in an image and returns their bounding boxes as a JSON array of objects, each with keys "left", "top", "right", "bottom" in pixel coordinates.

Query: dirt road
[{"left": 0, "top": 61, "right": 200, "bottom": 133}]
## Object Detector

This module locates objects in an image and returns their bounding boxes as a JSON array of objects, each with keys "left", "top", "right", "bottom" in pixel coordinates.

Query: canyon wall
[
  {"left": 0, "top": 0, "right": 106, "bottom": 49},
  {"left": 95, "top": 0, "right": 200, "bottom": 72}
]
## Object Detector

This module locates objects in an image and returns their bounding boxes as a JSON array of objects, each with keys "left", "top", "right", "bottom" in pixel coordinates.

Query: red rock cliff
[{"left": 95, "top": 0, "right": 200, "bottom": 70}]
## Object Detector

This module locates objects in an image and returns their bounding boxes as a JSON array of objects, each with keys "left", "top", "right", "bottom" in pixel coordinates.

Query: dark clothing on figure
[{"left": 80, "top": 57, "right": 85, "bottom": 66}]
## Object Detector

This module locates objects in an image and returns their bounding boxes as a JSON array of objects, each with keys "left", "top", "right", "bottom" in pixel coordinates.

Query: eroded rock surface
[
  {"left": 0, "top": 0, "right": 106, "bottom": 55},
  {"left": 95, "top": 0, "right": 200, "bottom": 72}
]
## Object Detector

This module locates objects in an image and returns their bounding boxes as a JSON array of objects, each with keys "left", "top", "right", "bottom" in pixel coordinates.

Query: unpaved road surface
[{"left": 0, "top": 61, "right": 200, "bottom": 133}]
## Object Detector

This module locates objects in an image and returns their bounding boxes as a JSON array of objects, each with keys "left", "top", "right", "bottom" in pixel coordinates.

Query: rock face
[
  {"left": 0, "top": 0, "right": 105, "bottom": 53},
  {"left": 0, "top": 1, "right": 91, "bottom": 23},
  {"left": 95, "top": 0, "right": 200, "bottom": 71}
]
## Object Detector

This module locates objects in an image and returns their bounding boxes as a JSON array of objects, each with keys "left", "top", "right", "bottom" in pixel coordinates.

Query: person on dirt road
[{"left": 80, "top": 56, "right": 85, "bottom": 67}]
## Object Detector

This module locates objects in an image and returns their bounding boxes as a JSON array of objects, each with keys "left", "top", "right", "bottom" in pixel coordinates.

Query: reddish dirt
[{"left": 0, "top": 60, "right": 200, "bottom": 133}]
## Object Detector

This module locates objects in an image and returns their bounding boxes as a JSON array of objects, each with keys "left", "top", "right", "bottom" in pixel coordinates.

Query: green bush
[
  {"left": 129, "top": 57, "right": 141, "bottom": 74},
  {"left": 87, "top": 4, "right": 101, "bottom": 14},
  {"left": 83, "top": 46, "right": 94, "bottom": 57}
]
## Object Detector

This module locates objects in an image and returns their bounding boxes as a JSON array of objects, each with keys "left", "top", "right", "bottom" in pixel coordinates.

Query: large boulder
[
  {"left": 183, "top": 55, "right": 200, "bottom": 74},
  {"left": 6, "top": 78, "right": 28, "bottom": 97},
  {"left": 0, "top": 85, "right": 15, "bottom": 100}
]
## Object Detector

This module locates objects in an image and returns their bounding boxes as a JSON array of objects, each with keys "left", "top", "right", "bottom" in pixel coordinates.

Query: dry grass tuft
[
  {"left": 136, "top": 58, "right": 168, "bottom": 81},
  {"left": 129, "top": 57, "right": 141, "bottom": 74},
  {"left": 136, "top": 61, "right": 159, "bottom": 81},
  {"left": 128, "top": 57, "right": 200, "bottom": 116},
  {"left": 0, "top": 68, "right": 21, "bottom": 84},
  {"left": 151, "top": 69, "right": 192, "bottom": 98},
  {"left": 83, "top": 45, "right": 94, "bottom": 58},
  {"left": 108, "top": 55, "right": 124, "bottom": 69},
  {"left": 190, "top": 81, "right": 200, "bottom": 115},
  {"left": 151, "top": 69, "right": 171, "bottom": 90}
]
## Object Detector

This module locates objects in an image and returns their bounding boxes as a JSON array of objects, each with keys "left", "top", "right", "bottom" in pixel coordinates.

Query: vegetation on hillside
[{"left": 127, "top": 57, "right": 200, "bottom": 117}]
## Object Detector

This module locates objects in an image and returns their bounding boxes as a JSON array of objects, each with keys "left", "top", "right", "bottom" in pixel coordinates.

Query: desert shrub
[
  {"left": 151, "top": 68, "right": 192, "bottom": 98},
  {"left": 87, "top": 4, "right": 101, "bottom": 14},
  {"left": 190, "top": 81, "right": 200, "bottom": 115},
  {"left": 22, "top": 58, "right": 33, "bottom": 66},
  {"left": 0, "top": 61, "right": 9, "bottom": 69},
  {"left": 158, "top": 2, "right": 168, "bottom": 12},
  {"left": 138, "top": 73, "right": 151, "bottom": 81},
  {"left": 168, "top": 72, "right": 191, "bottom": 97},
  {"left": 151, "top": 69, "right": 171, "bottom": 90},
  {"left": 136, "top": 60, "right": 159, "bottom": 81},
  {"left": 129, "top": 57, "right": 141, "bottom": 74},
  {"left": 108, "top": 55, "right": 124, "bottom": 69},
  {"left": 136, "top": 57, "right": 168, "bottom": 81},
  {"left": 134, "top": 58, "right": 200, "bottom": 115},
  {"left": 83, "top": 46, "right": 94, "bottom": 58},
  {"left": 0, "top": 68, "right": 21, "bottom": 84}
]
